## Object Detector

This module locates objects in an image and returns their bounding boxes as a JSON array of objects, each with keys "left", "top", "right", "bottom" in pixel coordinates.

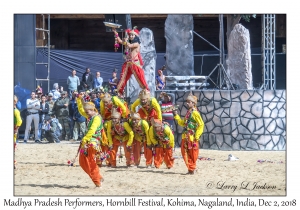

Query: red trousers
[
  {"left": 109, "top": 139, "right": 132, "bottom": 167},
  {"left": 181, "top": 139, "right": 199, "bottom": 172},
  {"left": 154, "top": 146, "right": 174, "bottom": 168},
  {"left": 132, "top": 140, "right": 142, "bottom": 166},
  {"left": 117, "top": 61, "right": 149, "bottom": 95},
  {"left": 79, "top": 147, "right": 102, "bottom": 186},
  {"left": 144, "top": 141, "right": 154, "bottom": 167}
]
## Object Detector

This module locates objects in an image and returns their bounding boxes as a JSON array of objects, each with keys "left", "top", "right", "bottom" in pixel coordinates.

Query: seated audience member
[{"left": 43, "top": 114, "right": 61, "bottom": 143}]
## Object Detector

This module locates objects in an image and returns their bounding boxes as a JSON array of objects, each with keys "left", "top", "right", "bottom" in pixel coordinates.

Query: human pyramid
[{"left": 75, "top": 87, "right": 204, "bottom": 187}]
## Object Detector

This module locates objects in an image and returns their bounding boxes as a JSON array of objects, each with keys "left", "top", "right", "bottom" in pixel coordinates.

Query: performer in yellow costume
[
  {"left": 131, "top": 89, "right": 162, "bottom": 123},
  {"left": 149, "top": 118, "right": 175, "bottom": 169},
  {"left": 106, "top": 108, "right": 134, "bottom": 167},
  {"left": 128, "top": 112, "right": 151, "bottom": 167},
  {"left": 76, "top": 94, "right": 107, "bottom": 187},
  {"left": 100, "top": 92, "right": 129, "bottom": 124},
  {"left": 173, "top": 92, "right": 204, "bottom": 175},
  {"left": 14, "top": 95, "right": 22, "bottom": 169}
]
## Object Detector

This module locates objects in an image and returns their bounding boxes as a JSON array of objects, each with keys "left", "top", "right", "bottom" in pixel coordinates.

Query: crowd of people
[{"left": 14, "top": 26, "right": 205, "bottom": 188}]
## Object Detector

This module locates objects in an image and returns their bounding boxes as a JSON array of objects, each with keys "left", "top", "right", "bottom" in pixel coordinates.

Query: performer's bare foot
[
  {"left": 187, "top": 170, "right": 194, "bottom": 175},
  {"left": 95, "top": 179, "right": 104, "bottom": 187}
]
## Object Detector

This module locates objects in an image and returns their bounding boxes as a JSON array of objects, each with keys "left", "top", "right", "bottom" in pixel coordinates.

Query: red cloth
[
  {"left": 138, "top": 108, "right": 158, "bottom": 125},
  {"left": 117, "top": 61, "right": 149, "bottom": 95}
]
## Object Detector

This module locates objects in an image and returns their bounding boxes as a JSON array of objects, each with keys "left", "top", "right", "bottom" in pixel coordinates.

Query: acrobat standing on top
[{"left": 112, "top": 26, "right": 149, "bottom": 95}]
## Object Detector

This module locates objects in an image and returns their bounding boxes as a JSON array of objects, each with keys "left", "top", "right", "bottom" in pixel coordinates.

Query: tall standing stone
[
  {"left": 165, "top": 15, "right": 194, "bottom": 76},
  {"left": 128, "top": 28, "right": 156, "bottom": 103},
  {"left": 226, "top": 24, "right": 253, "bottom": 89}
]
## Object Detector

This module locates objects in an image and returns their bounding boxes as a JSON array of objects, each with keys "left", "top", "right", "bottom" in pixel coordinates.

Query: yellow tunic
[
  {"left": 100, "top": 96, "right": 127, "bottom": 119},
  {"left": 14, "top": 108, "right": 22, "bottom": 142},
  {"left": 129, "top": 119, "right": 150, "bottom": 143},
  {"left": 130, "top": 97, "right": 162, "bottom": 120},
  {"left": 149, "top": 125, "right": 174, "bottom": 148},
  {"left": 76, "top": 98, "right": 107, "bottom": 147},
  {"left": 106, "top": 120, "right": 134, "bottom": 147},
  {"left": 174, "top": 109, "right": 204, "bottom": 142}
]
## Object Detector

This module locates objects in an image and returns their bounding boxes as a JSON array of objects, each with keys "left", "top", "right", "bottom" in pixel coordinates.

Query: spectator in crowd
[
  {"left": 94, "top": 71, "right": 103, "bottom": 89},
  {"left": 24, "top": 91, "right": 40, "bottom": 143},
  {"left": 90, "top": 91, "right": 100, "bottom": 112},
  {"left": 50, "top": 83, "right": 61, "bottom": 101},
  {"left": 36, "top": 85, "right": 43, "bottom": 94},
  {"left": 81, "top": 67, "right": 94, "bottom": 91},
  {"left": 68, "top": 91, "right": 78, "bottom": 140},
  {"left": 72, "top": 101, "right": 86, "bottom": 141},
  {"left": 52, "top": 91, "right": 70, "bottom": 140},
  {"left": 109, "top": 70, "right": 118, "bottom": 94},
  {"left": 156, "top": 65, "right": 166, "bottom": 90},
  {"left": 36, "top": 89, "right": 43, "bottom": 102},
  {"left": 67, "top": 69, "right": 80, "bottom": 97},
  {"left": 38, "top": 94, "right": 49, "bottom": 140},
  {"left": 159, "top": 92, "right": 175, "bottom": 129},
  {"left": 47, "top": 93, "right": 55, "bottom": 115},
  {"left": 43, "top": 114, "right": 61, "bottom": 143}
]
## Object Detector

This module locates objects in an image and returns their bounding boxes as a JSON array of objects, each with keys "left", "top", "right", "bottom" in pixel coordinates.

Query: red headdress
[{"left": 126, "top": 26, "right": 140, "bottom": 37}]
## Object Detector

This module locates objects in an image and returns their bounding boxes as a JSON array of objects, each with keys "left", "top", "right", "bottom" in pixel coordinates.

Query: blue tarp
[{"left": 36, "top": 49, "right": 165, "bottom": 91}]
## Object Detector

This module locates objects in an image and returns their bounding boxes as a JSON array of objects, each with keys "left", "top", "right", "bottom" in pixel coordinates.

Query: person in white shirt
[
  {"left": 24, "top": 91, "right": 41, "bottom": 143},
  {"left": 93, "top": 71, "right": 103, "bottom": 89},
  {"left": 50, "top": 83, "right": 61, "bottom": 101},
  {"left": 67, "top": 69, "right": 80, "bottom": 97}
]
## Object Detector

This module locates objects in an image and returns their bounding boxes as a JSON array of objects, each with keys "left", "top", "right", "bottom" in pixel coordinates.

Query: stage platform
[{"left": 155, "top": 89, "right": 286, "bottom": 151}]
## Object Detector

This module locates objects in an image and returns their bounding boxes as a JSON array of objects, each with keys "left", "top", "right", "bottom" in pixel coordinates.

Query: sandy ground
[{"left": 14, "top": 140, "right": 286, "bottom": 196}]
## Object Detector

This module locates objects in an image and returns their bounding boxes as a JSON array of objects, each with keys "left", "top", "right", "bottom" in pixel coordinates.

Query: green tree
[{"left": 226, "top": 14, "right": 256, "bottom": 45}]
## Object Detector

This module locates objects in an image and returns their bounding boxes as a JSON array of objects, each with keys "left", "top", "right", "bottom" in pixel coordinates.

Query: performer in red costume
[{"left": 112, "top": 27, "right": 149, "bottom": 95}]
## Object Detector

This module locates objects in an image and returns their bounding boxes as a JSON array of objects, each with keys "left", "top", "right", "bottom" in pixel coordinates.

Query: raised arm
[
  {"left": 131, "top": 98, "right": 140, "bottom": 112},
  {"left": 76, "top": 97, "right": 88, "bottom": 119},
  {"left": 151, "top": 98, "right": 162, "bottom": 120},
  {"left": 112, "top": 96, "right": 127, "bottom": 118},
  {"left": 124, "top": 122, "right": 134, "bottom": 147}
]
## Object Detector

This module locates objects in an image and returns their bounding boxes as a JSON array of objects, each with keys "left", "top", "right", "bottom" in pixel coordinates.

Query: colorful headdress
[
  {"left": 111, "top": 108, "right": 121, "bottom": 119},
  {"left": 102, "top": 92, "right": 112, "bottom": 102},
  {"left": 130, "top": 111, "right": 141, "bottom": 120},
  {"left": 186, "top": 92, "right": 197, "bottom": 104},
  {"left": 83, "top": 101, "right": 98, "bottom": 112},
  {"left": 138, "top": 89, "right": 151, "bottom": 100},
  {"left": 126, "top": 26, "right": 140, "bottom": 37},
  {"left": 151, "top": 118, "right": 162, "bottom": 127}
]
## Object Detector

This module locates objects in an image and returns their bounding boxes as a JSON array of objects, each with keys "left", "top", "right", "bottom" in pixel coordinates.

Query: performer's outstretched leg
[
  {"left": 117, "top": 63, "right": 132, "bottom": 95},
  {"left": 131, "top": 64, "right": 149, "bottom": 90}
]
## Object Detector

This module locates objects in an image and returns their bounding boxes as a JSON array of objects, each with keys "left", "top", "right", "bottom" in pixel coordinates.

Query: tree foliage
[{"left": 238, "top": 14, "right": 256, "bottom": 22}]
